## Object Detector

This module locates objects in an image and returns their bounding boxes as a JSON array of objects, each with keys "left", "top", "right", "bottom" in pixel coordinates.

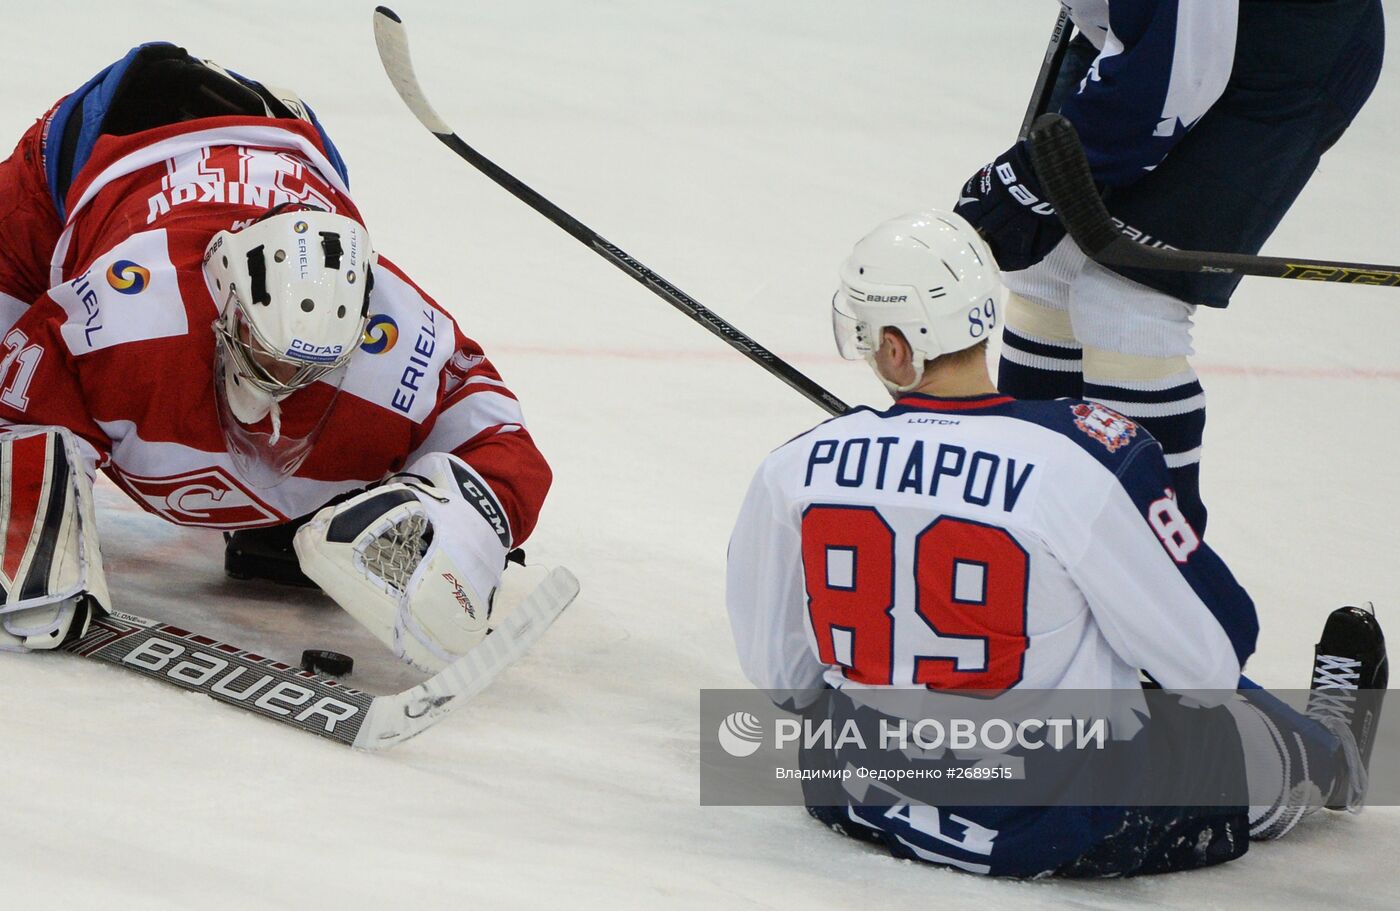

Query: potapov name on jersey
[{"left": 804, "top": 436, "right": 1036, "bottom": 513}]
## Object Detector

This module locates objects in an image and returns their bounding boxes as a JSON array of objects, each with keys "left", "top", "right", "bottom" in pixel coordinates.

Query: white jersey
[{"left": 726, "top": 392, "right": 1256, "bottom": 697}]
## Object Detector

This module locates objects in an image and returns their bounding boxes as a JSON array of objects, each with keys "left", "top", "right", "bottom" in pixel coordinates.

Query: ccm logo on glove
[{"left": 450, "top": 461, "right": 510, "bottom": 547}]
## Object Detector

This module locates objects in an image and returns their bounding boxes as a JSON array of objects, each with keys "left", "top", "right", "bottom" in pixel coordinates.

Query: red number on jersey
[
  {"left": 913, "top": 517, "right": 1029, "bottom": 691},
  {"left": 801, "top": 505, "right": 895, "bottom": 685},
  {"left": 802, "top": 508, "right": 1029, "bottom": 693}
]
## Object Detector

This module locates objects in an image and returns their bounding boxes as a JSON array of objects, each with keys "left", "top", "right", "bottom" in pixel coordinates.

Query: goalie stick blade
[
  {"left": 353, "top": 566, "right": 580, "bottom": 749},
  {"left": 370, "top": 8, "right": 851, "bottom": 416},
  {"left": 1027, "top": 113, "right": 1400, "bottom": 287},
  {"left": 61, "top": 567, "right": 580, "bottom": 750},
  {"left": 373, "top": 7, "right": 453, "bottom": 138}
]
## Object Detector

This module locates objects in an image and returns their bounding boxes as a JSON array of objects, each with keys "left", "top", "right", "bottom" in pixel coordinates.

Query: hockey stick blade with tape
[
  {"left": 62, "top": 566, "right": 580, "bottom": 750},
  {"left": 371, "top": 6, "right": 850, "bottom": 415},
  {"left": 1028, "top": 113, "right": 1400, "bottom": 287}
]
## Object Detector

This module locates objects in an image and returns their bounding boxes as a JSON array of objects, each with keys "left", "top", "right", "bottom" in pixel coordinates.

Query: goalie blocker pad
[{"left": 0, "top": 427, "right": 110, "bottom": 648}]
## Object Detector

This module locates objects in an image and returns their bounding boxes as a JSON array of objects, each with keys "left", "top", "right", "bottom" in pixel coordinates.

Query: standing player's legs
[
  {"left": 999, "top": 240, "right": 1209, "bottom": 529},
  {"left": 996, "top": 252, "right": 1084, "bottom": 401},
  {"left": 1069, "top": 262, "right": 1208, "bottom": 532},
  {"left": 994, "top": 34, "right": 1096, "bottom": 405},
  {"left": 0, "top": 106, "right": 65, "bottom": 327},
  {"left": 1003, "top": 0, "right": 1384, "bottom": 535},
  {"left": 1084, "top": 0, "right": 1383, "bottom": 532}
]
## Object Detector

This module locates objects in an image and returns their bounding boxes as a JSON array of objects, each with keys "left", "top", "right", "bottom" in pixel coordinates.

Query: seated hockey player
[
  {"left": 0, "top": 44, "right": 551, "bottom": 672},
  {"left": 724, "top": 210, "right": 1387, "bottom": 877}
]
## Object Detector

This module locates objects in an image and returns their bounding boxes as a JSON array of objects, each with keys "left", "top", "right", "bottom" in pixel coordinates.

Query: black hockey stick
[
  {"left": 371, "top": 7, "right": 851, "bottom": 415},
  {"left": 1018, "top": 8, "right": 1073, "bottom": 141},
  {"left": 63, "top": 567, "right": 579, "bottom": 749},
  {"left": 1028, "top": 113, "right": 1400, "bottom": 287}
]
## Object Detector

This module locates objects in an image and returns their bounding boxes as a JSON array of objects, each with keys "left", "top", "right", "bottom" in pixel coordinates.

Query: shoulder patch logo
[
  {"left": 55, "top": 229, "right": 187, "bottom": 355},
  {"left": 1071, "top": 402, "right": 1138, "bottom": 453},
  {"left": 105, "top": 260, "right": 151, "bottom": 294},
  {"left": 360, "top": 314, "right": 398, "bottom": 354}
]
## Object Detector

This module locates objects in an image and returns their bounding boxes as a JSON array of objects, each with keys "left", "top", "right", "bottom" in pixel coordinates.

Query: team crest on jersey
[
  {"left": 442, "top": 350, "right": 484, "bottom": 396},
  {"left": 1071, "top": 403, "right": 1138, "bottom": 453},
  {"left": 114, "top": 467, "right": 282, "bottom": 529}
]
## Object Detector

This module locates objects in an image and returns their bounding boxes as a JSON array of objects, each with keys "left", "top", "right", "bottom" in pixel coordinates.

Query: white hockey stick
[{"left": 63, "top": 567, "right": 580, "bottom": 750}]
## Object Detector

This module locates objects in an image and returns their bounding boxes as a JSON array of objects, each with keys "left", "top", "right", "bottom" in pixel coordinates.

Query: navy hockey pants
[{"left": 1061, "top": 0, "right": 1386, "bottom": 308}]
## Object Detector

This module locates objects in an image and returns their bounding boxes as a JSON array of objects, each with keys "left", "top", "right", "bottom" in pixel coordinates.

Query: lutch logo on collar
[
  {"left": 105, "top": 260, "right": 151, "bottom": 295},
  {"left": 360, "top": 314, "right": 398, "bottom": 354}
]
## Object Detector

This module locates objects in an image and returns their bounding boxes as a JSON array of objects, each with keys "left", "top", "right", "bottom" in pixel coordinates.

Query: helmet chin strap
[{"left": 866, "top": 353, "right": 923, "bottom": 398}]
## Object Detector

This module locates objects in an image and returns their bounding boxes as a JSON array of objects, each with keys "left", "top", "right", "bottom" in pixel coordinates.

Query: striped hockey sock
[
  {"left": 1083, "top": 358, "right": 1208, "bottom": 532},
  {"left": 997, "top": 326, "right": 1084, "bottom": 400},
  {"left": 996, "top": 295, "right": 1083, "bottom": 400}
]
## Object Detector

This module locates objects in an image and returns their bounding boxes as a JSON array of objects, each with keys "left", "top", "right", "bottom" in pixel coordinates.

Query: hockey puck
[{"left": 301, "top": 649, "right": 354, "bottom": 677}]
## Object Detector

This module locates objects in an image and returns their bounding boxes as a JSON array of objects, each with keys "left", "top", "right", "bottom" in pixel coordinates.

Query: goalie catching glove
[
  {"left": 0, "top": 426, "right": 110, "bottom": 651},
  {"left": 294, "top": 452, "right": 512, "bottom": 672}
]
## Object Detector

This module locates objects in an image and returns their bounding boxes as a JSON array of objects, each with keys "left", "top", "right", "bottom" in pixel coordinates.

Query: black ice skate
[{"left": 1306, "top": 605, "right": 1388, "bottom": 811}]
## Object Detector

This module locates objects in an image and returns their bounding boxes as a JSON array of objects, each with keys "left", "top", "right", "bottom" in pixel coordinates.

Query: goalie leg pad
[{"left": 0, "top": 426, "right": 109, "bottom": 650}]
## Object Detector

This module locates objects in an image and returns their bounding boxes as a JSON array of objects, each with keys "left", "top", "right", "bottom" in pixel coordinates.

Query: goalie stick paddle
[
  {"left": 371, "top": 6, "right": 850, "bottom": 416},
  {"left": 1027, "top": 113, "right": 1400, "bottom": 287},
  {"left": 63, "top": 566, "right": 580, "bottom": 750}
]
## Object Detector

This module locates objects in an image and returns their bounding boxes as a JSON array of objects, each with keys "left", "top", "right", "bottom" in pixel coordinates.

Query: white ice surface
[{"left": 3, "top": 2, "right": 1399, "bottom": 908}]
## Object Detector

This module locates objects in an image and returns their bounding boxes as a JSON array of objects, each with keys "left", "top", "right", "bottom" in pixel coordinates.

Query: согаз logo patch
[
  {"left": 718, "top": 711, "right": 764, "bottom": 757},
  {"left": 360, "top": 314, "right": 399, "bottom": 354},
  {"left": 105, "top": 260, "right": 151, "bottom": 295}
]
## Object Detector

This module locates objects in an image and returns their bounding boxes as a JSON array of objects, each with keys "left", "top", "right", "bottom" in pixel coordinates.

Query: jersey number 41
[{"left": 801, "top": 505, "right": 1028, "bottom": 693}]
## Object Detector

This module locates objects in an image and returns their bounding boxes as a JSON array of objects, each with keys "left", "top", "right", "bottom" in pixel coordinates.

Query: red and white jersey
[
  {"left": 0, "top": 116, "right": 550, "bottom": 538},
  {"left": 726, "top": 393, "right": 1257, "bottom": 697}
]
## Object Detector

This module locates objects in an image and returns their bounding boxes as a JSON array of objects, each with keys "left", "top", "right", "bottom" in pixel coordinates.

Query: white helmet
[
  {"left": 833, "top": 209, "right": 1001, "bottom": 392},
  {"left": 203, "top": 206, "right": 374, "bottom": 486}
]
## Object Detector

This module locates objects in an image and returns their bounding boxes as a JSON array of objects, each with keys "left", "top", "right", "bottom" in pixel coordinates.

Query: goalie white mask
[
  {"left": 203, "top": 206, "right": 374, "bottom": 486},
  {"left": 832, "top": 209, "right": 1002, "bottom": 393}
]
